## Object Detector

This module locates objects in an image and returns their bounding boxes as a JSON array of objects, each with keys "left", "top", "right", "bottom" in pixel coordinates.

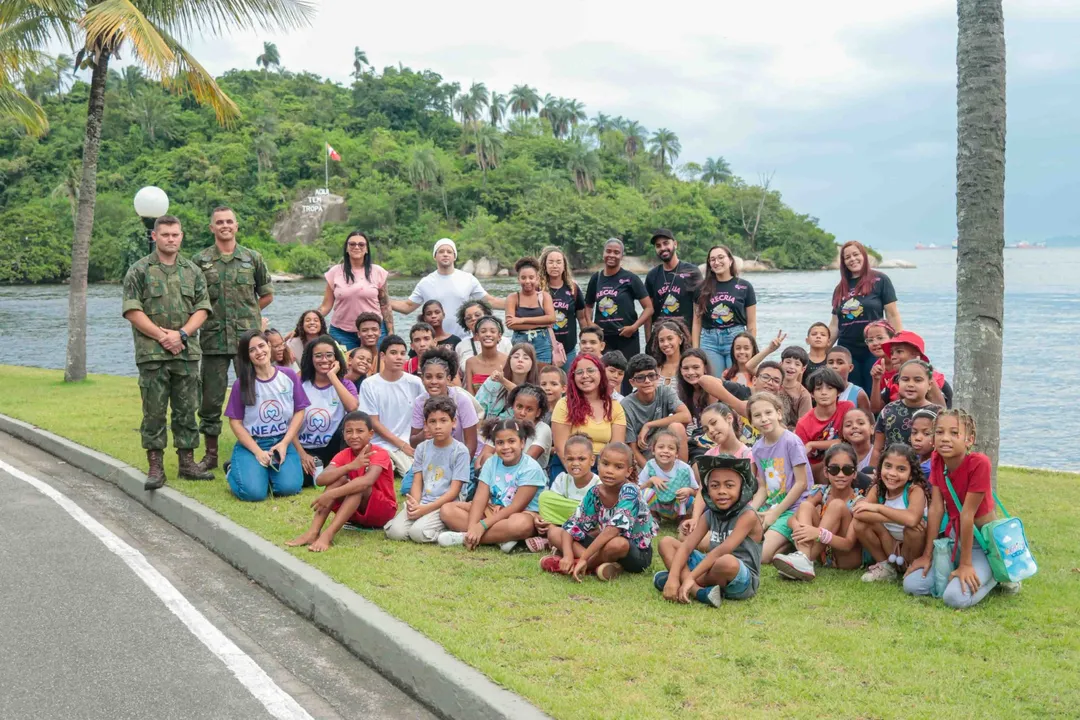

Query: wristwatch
[{"left": 178, "top": 329, "right": 189, "bottom": 346}]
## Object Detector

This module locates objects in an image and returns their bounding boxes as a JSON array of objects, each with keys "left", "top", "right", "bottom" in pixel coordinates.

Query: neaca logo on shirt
[
  {"left": 259, "top": 399, "right": 284, "bottom": 424},
  {"left": 306, "top": 408, "right": 333, "bottom": 433},
  {"left": 252, "top": 398, "right": 288, "bottom": 437}
]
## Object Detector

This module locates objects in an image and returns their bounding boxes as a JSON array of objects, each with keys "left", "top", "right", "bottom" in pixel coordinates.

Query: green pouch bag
[{"left": 944, "top": 474, "right": 1037, "bottom": 584}]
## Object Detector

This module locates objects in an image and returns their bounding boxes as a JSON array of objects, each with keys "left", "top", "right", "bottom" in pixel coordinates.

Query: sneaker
[
  {"left": 999, "top": 581, "right": 1021, "bottom": 595},
  {"left": 861, "top": 561, "right": 899, "bottom": 582},
  {"left": 500, "top": 540, "right": 519, "bottom": 554},
  {"left": 525, "top": 536, "right": 549, "bottom": 553},
  {"left": 772, "top": 551, "right": 816, "bottom": 581},
  {"left": 652, "top": 570, "right": 670, "bottom": 592},
  {"left": 539, "top": 555, "right": 564, "bottom": 574},
  {"left": 694, "top": 585, "right": 723, "bottom": 608},
  {"left": 437, "top": 531, "right": 465, "bottom": 547},
  {"left": 596, "top": 562, "right": 623, "bottom": 582}
]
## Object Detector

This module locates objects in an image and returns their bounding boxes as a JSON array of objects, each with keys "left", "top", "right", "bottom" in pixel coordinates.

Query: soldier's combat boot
[
  {"left": 145, "top": 450, "right": 166, "bottom": 490},
  {"left": 178, "top": 449, "right": 214, "bottom": 480},
  {"left": 196, "top": 434, "right": 218, "bottom": 472}
]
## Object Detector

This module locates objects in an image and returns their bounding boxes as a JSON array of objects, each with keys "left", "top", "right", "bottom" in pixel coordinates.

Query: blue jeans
[
  {"left": 512, "top": 329, "right": 553, "bottom": 363},
  {"left": 227, "top": 435, "right": 303, "bottom": 501},
  {"left": 328, "top": 325, "right": 360, "bottom": 351},
  {"left": 699, "top": 325, "right": 746, "bottom": 374}
]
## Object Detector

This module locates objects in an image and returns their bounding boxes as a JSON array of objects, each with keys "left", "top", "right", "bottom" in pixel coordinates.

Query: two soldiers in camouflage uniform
[
  {"left": 122, "top": 216, "right": 215, "bottom": 489},
  {"left": 192, "top": 206, "right": 274, "bottom": 473}
]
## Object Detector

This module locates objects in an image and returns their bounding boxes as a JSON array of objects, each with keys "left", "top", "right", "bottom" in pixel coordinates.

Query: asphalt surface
[{"left": 0, "top": 432, "right": 436, "bottom": 720}]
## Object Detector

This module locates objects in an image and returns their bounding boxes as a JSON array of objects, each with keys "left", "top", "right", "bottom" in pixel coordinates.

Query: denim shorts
[
  {"left": 688, "top": 550, "right": 756, "bottom": 599},
  {"left": 512, "top": 329, "right": 552, "bottom": 363},
  {"left": 699, "top": 325, "right": 746, "bottom": 374}
]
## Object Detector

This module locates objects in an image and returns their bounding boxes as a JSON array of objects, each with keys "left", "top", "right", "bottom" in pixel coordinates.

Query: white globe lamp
[{"left": 134, "top": 186, "right": 170, "bottom": 253}]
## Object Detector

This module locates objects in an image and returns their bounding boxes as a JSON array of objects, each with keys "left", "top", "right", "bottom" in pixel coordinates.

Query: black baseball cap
[{"left": 650, "top": 228, "right": 675, "bottom": 244}]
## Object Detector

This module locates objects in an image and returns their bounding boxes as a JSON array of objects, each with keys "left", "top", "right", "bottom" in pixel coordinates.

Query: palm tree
[
  {"left": 473, "top": 123, "right": 504, "bottom": 187},
  {"left": 955, "top": 0, "right": 1006, "bottom": 482},
  {"left": 590, "top": 112, "right": 612, "bottom": 135},
  {"left": 488, "top": 91, "right": 506, "bottom": 127},
  {"left": 567, "top": 142, "right": 600, "bottom": 194},
  {"left": 256, "top": 41, "right": 280, "bottom": 72},
  {"left": 406, "top": 143, "right": 439, "bottom": 212},
  {"left": 50, "top": 162, "right": 81, "bottom": 221},
  {"left": 0, "top": 0, "right": 313, "bottom": 382},
  {"left": 701, "top": 156, "right": 733, "bottom": 184},
  {"left": 622, "top": 120, "right": 646, "bottom": 162},
  {"left": 53, "top": 53, "right": 73, "bottom": 94},
  {"left": 508, "top": 84, "right": 539, "bottom": 117},
  {"left": 253, "top": 134, "right": 277, "bottom": 175},
  {"left": 128, "top": 87, "right": 175, "bottom": 142},
  {"left": 649, "top": 128, "right": 681, "bottom": 172},
  {"left": 468, "top": 81, "right": 488, "bottom": 114},
  {"left": 121, "top": 65, "right": 144, "bottom": 98},
  {"left": 351, "top": 46, "right": 368, "bottom": 80},
  {"left": 565, "top": 99, "right": 586, "bottom": 129}
]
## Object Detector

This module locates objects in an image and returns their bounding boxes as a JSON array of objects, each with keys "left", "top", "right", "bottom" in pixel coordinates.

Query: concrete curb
[{"left": 0, "top": 413, "right": 550, "bottom": 720}]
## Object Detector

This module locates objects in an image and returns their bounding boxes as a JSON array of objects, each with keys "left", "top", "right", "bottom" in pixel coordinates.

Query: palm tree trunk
[
  {"left": 955, "top": 0, "right": 1006, "bottom": 485},
  {"left": 65, "top": 54, "right": 109, "bottom": 383}
]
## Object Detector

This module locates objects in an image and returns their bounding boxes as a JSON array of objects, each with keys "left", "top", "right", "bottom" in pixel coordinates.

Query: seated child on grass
[
  {"left": 438, "top": 417, "right": 546, "bottom": 553},
  {"left": 771, "top": 443, "right": 865, "bottom": 581},
  {"left": 638, "top": 429, "right": 698, "bottom": 523},
  {"left": 287, "top": 411, "right": 397, "bottom": 552},
  {"left": 853, "top": 443, "right": 928, "bottom": 583},
  {"left": 601, "top": 350, "right": 627, "bottom": 401},
  {"left": 903, "top": 409, "right": 1018, "bottom": 608},
  {"left": 541, "top": 442, "right": 657, "bottom": 581},
  {"left": 872, "top": 359, "right": 943, "bottom": 467},
  {"left": 682, "top": 403, "right": 754, "bottom": 550},
  {"left": 795, "top": 368, "right": 855, "bottom": 484},
  {"left": 654, "top": 454, "right": 762, "bottom": 607},
  {"left": 538, "top": 365, "right": 567, "bottom": 425},
  {"left": 527, "top": 434, "right": 599, "bottom": 553},
  {"left": 748, "top": 392, "right": 811, "bottom": 564},
  {"left": 825, "top": 345, "right": 872, "bottom": 413},
  {"left": 622, "top": 353, "right": 691, "bottom": 468},
  {"left": 385, "top": 396, "right": 469, "bottom": 543},
  {"left": 473, "top": 384, "right": 552, "bottom": 471},
  {"left": 909, "top": 408, "right": 938, "bottom": 477}
]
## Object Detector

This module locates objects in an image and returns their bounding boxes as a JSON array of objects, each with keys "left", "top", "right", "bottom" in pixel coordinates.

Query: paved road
[{"left": 0, "top": 432, "right": 436, "bottom": 720}]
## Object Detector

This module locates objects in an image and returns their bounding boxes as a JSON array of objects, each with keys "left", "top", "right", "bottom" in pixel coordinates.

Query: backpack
[{"left": 944, "top": 473, "right": 1037, "bottom": 584}]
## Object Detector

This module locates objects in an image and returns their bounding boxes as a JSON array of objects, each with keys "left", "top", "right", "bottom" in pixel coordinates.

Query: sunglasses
[{"left": 826, "top": 464, "right": 857, "bottom": 476}]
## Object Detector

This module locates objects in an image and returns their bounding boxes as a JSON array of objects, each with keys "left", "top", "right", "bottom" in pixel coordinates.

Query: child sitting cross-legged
[
  {"left": 384, "top": 396, "right": 470, "bottom": 543},
  {"left": 527, "top": 434, "right": 599, "bottom": 553},
  {"left": 771, "top": 443, "right": 866, "bottom": 581},
  {"left": 286, "top": 411, "right": 397, "bottom": 552},
  {"left": 654, "top": 454, "right": 763, "bottom": 607},
  {"left": 638, "top": 429, "right": 698, "bottom": 524},
  {"left": 853, "top": 443, "right": 929, "bottom": 582},
  {"left": 541, "top": 442, "right": 658, "bottom": 581},
  {"left": 681, "top": 403, "right": 754, "bottom": 549},
  {"left": 437, "top": 417, "right": 547, "bottom": 553}
]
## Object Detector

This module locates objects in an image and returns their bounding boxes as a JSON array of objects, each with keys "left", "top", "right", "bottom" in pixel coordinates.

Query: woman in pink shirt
[{"left": 318, "top": 231, "right": 392, "bottom": 350}]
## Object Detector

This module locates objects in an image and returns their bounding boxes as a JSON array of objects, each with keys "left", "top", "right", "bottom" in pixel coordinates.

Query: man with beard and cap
[
  {"left": 644, "top": 229, "right": 701, "bottom": 338},
  {"left": 653, "top": 454, "right": 763, "bottom": 607},
  {"left": 391, "top": 238, "right": 505, "bottom": 339}
]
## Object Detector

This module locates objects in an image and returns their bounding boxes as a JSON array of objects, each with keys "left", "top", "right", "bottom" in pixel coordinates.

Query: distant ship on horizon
[{"left": 915, "top": 240, "right": 1045, "bottom": 249}]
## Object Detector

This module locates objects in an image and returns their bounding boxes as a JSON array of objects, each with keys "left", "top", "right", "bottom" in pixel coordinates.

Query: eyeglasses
[
  {"left": 758, "top": 374, "right": 782, "bottom": 385},
  {"left": 347, "top": 242, "right": 366, "bottom": 249},
  {"left": 826, "top": 464, "right": 857, "bottom": 476},
  {"left": 574, "top": 367, "right": 600, "bottom": 377},
  {"left": 314, "top": 352, "right": 336, "bottom": 361},
  {"left": 631, "top": 373, "right": 658, "bottom": 383}
]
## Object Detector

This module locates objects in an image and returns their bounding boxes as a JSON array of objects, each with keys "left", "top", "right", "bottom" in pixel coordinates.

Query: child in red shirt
[
  {"left": 903, "top": 409, "right": 1015, "bottom": 608},
  {"left": 287, "top": 411, "right": 397, "bottom": 552},
  {"left": 404, "top": 322, "right": 435, "bottom": 376},
  {"left": 795, "top": 368, "right": 854, "bottom": 484}
]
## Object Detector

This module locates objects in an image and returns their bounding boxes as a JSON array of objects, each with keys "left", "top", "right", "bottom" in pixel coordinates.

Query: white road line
[{"left": 0, "top": 458, "right": 314, "bottom": 720}]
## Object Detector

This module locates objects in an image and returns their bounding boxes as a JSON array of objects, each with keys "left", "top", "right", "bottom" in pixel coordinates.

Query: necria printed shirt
[
  {"left": 585, "top": 269, "right": 648, "bottom": 336},
  {"left": 700, "top": 277, "right": 757, "bottom": 330},
  {"left": 645, "top": 261, "right": 702, "bottom": 329}
]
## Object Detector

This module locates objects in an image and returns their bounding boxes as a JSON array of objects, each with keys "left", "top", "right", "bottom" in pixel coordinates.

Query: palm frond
[
  {"left": 0, "top": 80, "right": 48, "bottom": 135},
  {"left": 82, "top": 0, "right": 175, "bottom": 72},
  {"left": 147, "top": 0, "right": 315, "bottom": 40},
  {"left": 158, "top": 31, "right": 239, "bottom": 124}
]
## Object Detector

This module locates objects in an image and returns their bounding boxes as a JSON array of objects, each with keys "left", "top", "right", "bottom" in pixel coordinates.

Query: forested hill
[{"left": 0, "top": 57, "right": 837, "bottom": 283}]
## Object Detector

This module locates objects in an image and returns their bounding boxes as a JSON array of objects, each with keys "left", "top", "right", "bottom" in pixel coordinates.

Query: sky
[{"left": 161, "top": 1, "right": 1080, "bottom": 248}]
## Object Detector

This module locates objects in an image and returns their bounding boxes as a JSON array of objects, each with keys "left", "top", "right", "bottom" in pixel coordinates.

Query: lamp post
[{"left": 133, "top": 186, "right": 169, "bottom": 254}]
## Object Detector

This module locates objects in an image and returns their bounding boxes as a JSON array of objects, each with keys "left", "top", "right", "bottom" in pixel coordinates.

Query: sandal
[{"left": 525, "top": 536, "right": 549, "bottom": 553}]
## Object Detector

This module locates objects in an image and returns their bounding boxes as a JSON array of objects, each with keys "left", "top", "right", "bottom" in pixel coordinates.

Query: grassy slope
[{"left": 1, "top": 364, "right": 1078, "bottom": 719}]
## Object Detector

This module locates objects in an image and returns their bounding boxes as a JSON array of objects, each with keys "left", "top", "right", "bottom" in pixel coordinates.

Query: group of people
[{"left": 123, "top": 214, "right": 1016, "bottom": 611}]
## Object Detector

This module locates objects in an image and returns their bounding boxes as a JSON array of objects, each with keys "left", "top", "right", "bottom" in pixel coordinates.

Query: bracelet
[
  {"left": 479, "top": 519, "right": 488, "bottom": 531},
  {"left": 818, "top": 527, "right": 834, "bottom": 546}
]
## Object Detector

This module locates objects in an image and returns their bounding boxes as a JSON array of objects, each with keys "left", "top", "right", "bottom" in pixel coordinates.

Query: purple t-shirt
[
  {"left": 751, "top": 429, "right": 811, "bottom": 511},
  {"left": 225, "top": 367, "right": 310, "bottom": 438},
  {"left": 410, "top": 386, "right": 479, "bottom": 445}
]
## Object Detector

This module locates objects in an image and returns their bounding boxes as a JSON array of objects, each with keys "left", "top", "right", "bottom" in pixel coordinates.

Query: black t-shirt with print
[
  {"left": 803, "top": 358, "right": 827, "bottom": 392},
  {"left": 700, "top": 277, "right": 757, "bottom": 330},
  {"left": 585, "top": 269, "right": 648, "bottom": 338},
  {"left": 833, "top": 273, "right": 898, "bottom": 347},
  {"left": 645, "top": 261, "right": 702, "bottom": 330},
  {"left": 550, "top": 283, "right": 586, "bottom": 353}
]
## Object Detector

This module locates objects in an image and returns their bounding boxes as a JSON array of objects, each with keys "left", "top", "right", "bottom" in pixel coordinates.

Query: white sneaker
[
  {"left": 861, "top": 561, "right": 899, "bottom": 582},
  {"left": 437, "top": 531, "right": 465, "bottom": 547},
  {"left": 500, "top": 540, "right": 519, "bottom": 554},
  {"left": 772, "top": 551, "right": 815, "bottom": 581},
  {"left": 999, "top": 581, "right": 1021, "bottom": 595}
]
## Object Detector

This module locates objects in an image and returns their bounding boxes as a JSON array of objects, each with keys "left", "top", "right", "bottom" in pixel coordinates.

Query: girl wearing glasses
[
  {"left": 318, "top": 231, "right": 392, "bottom": 351},
  {"left": 772, "top": 443, "right": 867, "bottom": 581},
  {"left": 293, "top": 336, "right": 360, "bottom": 486},
  {"left": 551, "top": 354, "right": 626, "bottom": 476}
]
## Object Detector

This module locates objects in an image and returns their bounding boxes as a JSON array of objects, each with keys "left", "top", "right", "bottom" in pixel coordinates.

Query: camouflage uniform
[
  {"left": 122, "top": 251, "right": 212, "bottom": 450},
  {"left": 193, "top": 243, "right": 273, "bottom": 437}
]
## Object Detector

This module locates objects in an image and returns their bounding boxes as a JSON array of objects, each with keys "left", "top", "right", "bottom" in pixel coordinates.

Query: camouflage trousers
[
  {"left": 138, "top": 360, "right": 200, "bottom": 450},
  {"left": 198, "top": 353, "right": 236, "bottom": 437}
]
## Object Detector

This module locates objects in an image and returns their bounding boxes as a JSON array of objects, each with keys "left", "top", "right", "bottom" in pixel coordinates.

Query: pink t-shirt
[{"left": 325, "top": 263, "right": 389, "bottom": 332}]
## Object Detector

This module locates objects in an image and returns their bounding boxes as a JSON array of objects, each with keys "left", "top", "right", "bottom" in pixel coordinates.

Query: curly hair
[
  {"left": 874, "top": 443, "right": 931, "bottom": 504},
  {"left": 456, "top": 298, "right": 493, "bottom": 336},
  {"left": 294, "top": 309, "right": 328, "bottom": 345},
  {"left": 646, "top": 319, "right": 691, "bottom": 367}
]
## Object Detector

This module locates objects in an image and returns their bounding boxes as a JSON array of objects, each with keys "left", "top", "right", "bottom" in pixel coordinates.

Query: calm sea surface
[{"left": 2, "top": 249, "right": 1077, "bottom": 471}]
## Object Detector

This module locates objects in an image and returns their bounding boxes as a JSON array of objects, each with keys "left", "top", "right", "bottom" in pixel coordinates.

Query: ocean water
[{"left": 1, "top": 249, "right": 1076, "bottom": 470}]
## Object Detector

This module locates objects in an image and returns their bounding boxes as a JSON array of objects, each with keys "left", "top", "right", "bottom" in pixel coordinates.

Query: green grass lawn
[{"left": 2, "top": 364, "right": 1078, "bottom": 719}]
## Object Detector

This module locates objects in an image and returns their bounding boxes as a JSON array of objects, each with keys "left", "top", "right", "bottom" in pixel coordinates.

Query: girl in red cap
[{"left": 878, "top": 331, "right": 950, "bottom": 409}]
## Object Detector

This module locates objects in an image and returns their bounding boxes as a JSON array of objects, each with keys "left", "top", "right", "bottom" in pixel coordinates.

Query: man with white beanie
[{"left": 391, "top": 238, "right": 504, "bottom": 338}]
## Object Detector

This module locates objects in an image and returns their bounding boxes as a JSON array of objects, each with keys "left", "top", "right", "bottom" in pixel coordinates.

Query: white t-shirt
[
  {"left": 484, "top": 419, "right": 553, "bottom": 468},
  {"left": 358, "top": 372, "right": 425, "bottom": 451},
  {"left": 408, "top": 269, "right": 487, "bottom": 337},
  {"left": 549, "top": 471, "right": 600, "bottom": 503},
  {"left": 298, "top": 378, "right": 358, "bottom": 449}
]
